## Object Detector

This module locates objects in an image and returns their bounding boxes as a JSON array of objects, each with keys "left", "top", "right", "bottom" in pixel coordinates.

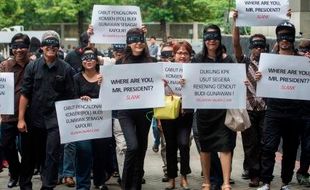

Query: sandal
[
  {"left": 221, "top": 184, "right": 232, "bottom": 190},
  {"left": 202, "top": 183, "right": 211, "bottom": 190}
]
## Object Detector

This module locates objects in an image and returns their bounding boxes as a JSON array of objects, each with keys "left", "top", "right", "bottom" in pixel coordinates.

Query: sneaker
[
  {"left": 280, "top": 185, "right": 290, "bottom": 190},
  {"left": 152, "top": 144, "right": 159, "bottom": 153},
  {"left": 296, "top": 173, "right": 310, "bottom": 187},
  {"left": 257, "top": 184, "right": 270, "bottom": 190}
]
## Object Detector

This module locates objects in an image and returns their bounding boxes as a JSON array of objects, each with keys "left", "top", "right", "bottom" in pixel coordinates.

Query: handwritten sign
[
  {"left": 91, "top": 5, "right": 142, "bottom": 44},
  {"left": 257, "top": 53, "right": 310, "bottom": 100},
  {"left": 99, "top": 63, "right": 165, "bottom": 110},
  {"left": 0, "top": 73, "right": 14, "bottom": 114},
  {"left": 162, "top": 62, "right": 183, "bottom": 96},
  {"left": 55, "top": 99, "right": 112, "bottom": 144},
  {"left": 182, "top": 63, "right": 246, "bottom": 109},
  {"left": 236, "top": 0, "right": 289, "bottom": 26}
]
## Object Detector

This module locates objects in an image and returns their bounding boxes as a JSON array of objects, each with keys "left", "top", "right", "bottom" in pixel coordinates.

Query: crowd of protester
[{"left": 0, "top": 9, "right": 309, "bottom": 190}]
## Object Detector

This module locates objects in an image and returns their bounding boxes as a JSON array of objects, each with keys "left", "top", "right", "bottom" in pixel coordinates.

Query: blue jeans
[
  {"left": 59, "top": 143, "right": 76, "bottom": 179},
  {"left": 151, "top": 118, "right": 160, "bottom": 146},
  {"left": 75, "top": 140, "right": 92, "bottom": 190}
]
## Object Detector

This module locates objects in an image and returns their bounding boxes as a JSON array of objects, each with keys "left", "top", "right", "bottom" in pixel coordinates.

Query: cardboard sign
[
  {"left": 182, "top": 63, "right": 246, "bottom": 109},
  {"left": 91, "top": 5, "right": 142, "bottom": 44},
  {"left": 0, "top": 73, "right": 14, "bottom": 114},
  {"left": 99, "top": 63, "right": 165, "bottom": 110},
  {"left": 257, "top": 53, "right": 310, "bottom": 100},
  {"left": 236, "top": 0, "right": 289, "bottom": 26},
  {"left": 55, "top": 99, "right": 112, "bottom": 144}
]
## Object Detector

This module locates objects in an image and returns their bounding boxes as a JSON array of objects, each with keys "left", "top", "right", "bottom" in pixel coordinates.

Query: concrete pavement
[{"left": 0, "top": 133, "right": 307, "bottom": 190}]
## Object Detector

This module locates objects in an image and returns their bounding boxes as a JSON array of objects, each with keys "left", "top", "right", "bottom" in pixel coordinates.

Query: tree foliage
[{"left": 0, "top": 0, "right": 233, "bottom": 35}]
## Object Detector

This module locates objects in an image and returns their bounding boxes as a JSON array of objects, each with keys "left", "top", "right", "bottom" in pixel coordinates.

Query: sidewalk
[{"left": 0, "top": 133, "right": 306, "bottom": 190}]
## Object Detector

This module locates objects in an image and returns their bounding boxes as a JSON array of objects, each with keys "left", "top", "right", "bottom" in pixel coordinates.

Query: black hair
[
  {"left": 11, "top": 33, "right": 30, "bottom": 45},
  {"left": 150, "top": 36, "right": 156, "bottom": 40},
  {"left": 79, "top": 32, "right": 89, "bottom": 48},
  {"left": 202, "top": 24, "right": 223, "bottom": 61}
]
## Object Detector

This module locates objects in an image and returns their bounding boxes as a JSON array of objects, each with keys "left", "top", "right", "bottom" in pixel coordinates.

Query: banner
[
  {"left": 257, "top": 53, "right": 310, "bottom": 100},
  {"left": 236, "top": 0, "right": 289, "bottom": 26},
  {"left": 162, "top": 62, "right": 183, "bottom": 96},
  {"left": 91, "top": 5, "right": 142, "bottom": 44},
  {"left": 182, "top": 63, "right": 246, "bottom": 109},
  {"left": 55, "top": 99, "right": 112, "bottom": 144},
  {"left": 99, "top": 63, "right": 165, "bottom": 110},
  {"left": 0, "top": 73, "right": 14, "bottom": 114}
]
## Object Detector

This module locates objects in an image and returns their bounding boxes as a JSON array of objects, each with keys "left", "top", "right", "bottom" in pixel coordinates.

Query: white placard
[
  {"left": 182, "top": 63, "right": 246, "bottom": 109},
  {"left": 257, "top": 53, "right": 310, "bottom": 100},
  {"left": 236, "top": 0, "right": 289, "bottom": 26},
  {"left": 91, "top": 5, "right": 142, "bottom": 44},
  {"left": 55, "top": 99, "right": 112, "bottom": 144},
  {"left": 0, "top": 73, "right": 14, "bottom": 114},
  {"left": 99, "top": 63, "right": 165, "bottom": 110},
  {"left": 162, "top": 62, "right": 183, "bottom": 96}
]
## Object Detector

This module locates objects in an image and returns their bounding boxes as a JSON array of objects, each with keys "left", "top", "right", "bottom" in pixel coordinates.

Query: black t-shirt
[{"left": 73, "top": 72, "right": 99, "bottom": 98}]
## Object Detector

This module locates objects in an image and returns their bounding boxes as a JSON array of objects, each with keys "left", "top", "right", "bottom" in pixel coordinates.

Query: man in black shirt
[{"left": 17, "top": 31, "right": 75, "bottom": 190}]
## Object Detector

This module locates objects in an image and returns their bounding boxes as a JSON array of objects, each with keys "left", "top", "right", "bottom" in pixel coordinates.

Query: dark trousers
[
  {"left": 118, "top": 109, "right": 151, "bottom": 190},
  {"left": 260, "top": 111, "right": 300, "bottom": 184},
  {"left": 161, "top": 113, "right": 192, "bottom": 178},
  {"left": 92, "top": 138, "right": 114, "bottom": 187},
  {"left": 241, "top": 110, "right": 265, "bottom": 178},
  {"left": 19, "top": 127, "right": 60, "bottom": 190},
  {"left": 298, "top": 116, "right": 310, "bottom": 175},
  {"left": 1, "top": 122, "right": 21, "bottom": 180}
]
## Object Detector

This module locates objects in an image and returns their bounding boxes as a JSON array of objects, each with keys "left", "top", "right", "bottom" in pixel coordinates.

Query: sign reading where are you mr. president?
[
  {"left": 257, "top": 53, "right": 310, "bottom": 100},
  {"left": 99, "top": 63, "right": 165, "bottom": 110}
]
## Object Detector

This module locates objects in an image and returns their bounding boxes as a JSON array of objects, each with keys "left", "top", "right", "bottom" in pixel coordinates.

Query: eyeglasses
[{"left": 176, "top": 51, "right": 189, "bottom": 56}]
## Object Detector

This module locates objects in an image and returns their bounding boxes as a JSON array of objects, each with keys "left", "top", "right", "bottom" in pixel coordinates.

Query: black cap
[{"left": 276, "top": 21, "right": 295, "bottom": 36}]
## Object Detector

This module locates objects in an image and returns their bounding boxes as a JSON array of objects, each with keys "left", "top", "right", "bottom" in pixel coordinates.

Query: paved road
[{"left": 0, "top": 133, "right": 307, "bottom": 190}]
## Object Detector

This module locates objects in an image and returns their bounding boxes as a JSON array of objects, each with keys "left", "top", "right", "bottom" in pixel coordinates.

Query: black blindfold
[
  {"left": 41, "top": 37, "right": 60, "bottom": 48},
  {"left": 11, "top": 42, "right": 29, "bottom": 49},
  {"left": 81, "top": 53, "right": 97, "bottom": 61},
  {"left": 203, "top": 31, "right": 221, "bottom": 41},
  {"left": 276, "top": 33, "right": 295, "bottom": 43},
  {"left": 161, "top": 51, "right": 173, "bottom": 58},
  {"left": 249, "top": 39, "right": 266, "bottom": 49},
  {"left": 126, "top": 34, "right": 145, "bottom": 44},
  {"left": 299, "top": 48, "right": 310, "bottom": 53}
]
